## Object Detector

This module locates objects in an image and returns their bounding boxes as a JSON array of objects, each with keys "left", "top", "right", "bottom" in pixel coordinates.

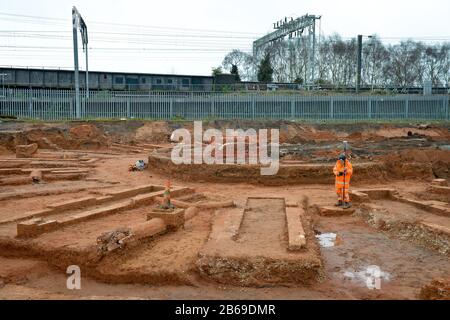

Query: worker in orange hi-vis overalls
[{"left": 333, "top": 154, "right": 353, "bottom": 209}]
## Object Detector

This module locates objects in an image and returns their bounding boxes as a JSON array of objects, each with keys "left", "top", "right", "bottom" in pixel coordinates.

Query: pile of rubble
[{"left": 96, "top": 228, "right": 134, "bottom": 253}]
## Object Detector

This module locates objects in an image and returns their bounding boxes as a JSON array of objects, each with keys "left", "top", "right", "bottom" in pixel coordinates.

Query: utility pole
[
  {"left": 310, "top": 18, "right": 317, "bottom": 87},
  {"left": 85, "top": 44, "right": 89, "bottom": 98},
  {"left": 72, "top": 8, "right": 80, "bottom": 118},
  {"left": 356, "top": 34, "right": 362, "bottom": 93},
  {"left": 72, "top": 6, "right": 89, "bottom": 118}
]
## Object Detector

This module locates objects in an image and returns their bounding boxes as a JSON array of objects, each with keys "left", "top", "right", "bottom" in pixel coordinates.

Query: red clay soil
[
  {"left": 419, "top": 278, "right": 450, "bottom": 300},
  {"left": 1, "top": 120, "right": 450, "bottom": 151},
  {"left": 358, "top": 199, "right": 450, "bottom": 255},
  {"left": 197, "top": 198, "right": 323, "bottom": 287},
  {"left": 0, "top": 121, "right": 449, "bottom": 299},
  {"left": 92, "top": 210, "right": 214, "bottom": 285}
]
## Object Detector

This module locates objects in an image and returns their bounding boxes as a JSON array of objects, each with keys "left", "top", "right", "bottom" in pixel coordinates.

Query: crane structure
[
  {"left": 252, "top": 14, "right": 321, "bottom": 85},
  {"left": 72, "top": 6, "right": 89, "bottom": 118}
]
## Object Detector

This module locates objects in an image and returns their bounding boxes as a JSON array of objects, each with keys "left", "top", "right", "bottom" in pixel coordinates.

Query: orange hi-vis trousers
[{"left": 333, "top": 159, "right": 353, "bottom": 202}]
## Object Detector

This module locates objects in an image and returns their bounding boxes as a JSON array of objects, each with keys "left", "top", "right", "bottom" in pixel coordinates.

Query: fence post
[
  {"left": 445, "top": 97, "right": 449, "bottom": 121},
  {"left": 70, "top": 99, "right": 74, "bottom": 119},
  {"left": 368, "top": 98, "right": 372, "bottom": 119},
  {"left": 330, "top": 97, "right": 334, "bottom": 120},
  {"left": 290, "top": 96, "right": 295, "bottom": 119},
  {"left": 405, "top": 97, "right": 409, "bottom": 120},
  {"left": 28, "top": 89, "right": 33, "bottom": 118},
  {"left": 211, "top": 94, "right": 215, "bottom": 119},
  {"left": 81, "top": 96, "right": 85, "bottom": 119},
  {"left": 252, "top": 95, "right": 256, "bottom": 119},
  {"left": 169, "top": 96, "right": 173, "bottom": 120},
  {"left": 126, "top": 98, "right": 130, "bottom": 118}
]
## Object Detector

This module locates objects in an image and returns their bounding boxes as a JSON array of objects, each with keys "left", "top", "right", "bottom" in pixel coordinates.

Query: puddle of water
[
  {"left": 438, "top": 145, "right": 450, "bottom": 151},
  {"left": 316, "top": 233, "right": 337, "bottom": 247},
  {"left": 343, "top": 265, "right": 391, "bottom": 290}
]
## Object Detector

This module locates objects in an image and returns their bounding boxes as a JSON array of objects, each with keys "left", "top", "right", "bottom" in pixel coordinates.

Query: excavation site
[{"left": 0, "top": 120, "right": 448, "bottom": 300}]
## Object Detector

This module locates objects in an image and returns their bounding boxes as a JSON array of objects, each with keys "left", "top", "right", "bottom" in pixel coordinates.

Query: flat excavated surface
[
  {"left": 235, "top": 198, "right": 287, "bottom": 255},
  {"left": 361, "top": 199, "right": 450, "bottom": 255},
  {"left": 197, "top": 197, "right": 322, "bottom": 286}
]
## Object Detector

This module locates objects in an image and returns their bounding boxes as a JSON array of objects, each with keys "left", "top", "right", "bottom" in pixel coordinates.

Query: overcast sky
[{"left": 1, "top": 0, "right": 449, "bottom": 75}]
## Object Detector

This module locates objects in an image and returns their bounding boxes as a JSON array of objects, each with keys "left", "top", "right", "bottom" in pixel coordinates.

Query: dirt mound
[
  {"left": 69, "top": 124, "right": 102, "bottom": 140},
  {"left": 279, "top": 124, "right": 310, "bottom": 143},
  {"left": 375, "top": 126, "right": 450, "bottom": 140},
  {"left": 1, "top": 124, "right": 111, "bottom": 151},
  {"left": 68, "top": 124, "right": 110, "bottom": 149},
  {"left": 15, "top": 143, "right": 38, "bottom": 158},
  {"left": 381, "top": 149, "right": 450, "bottom": 180},
  {"left": 346, "top": 131, "right": 363, "bottom": 141},
  {"left": 134, "top": 122, "right": 171, "bottom": 143}
]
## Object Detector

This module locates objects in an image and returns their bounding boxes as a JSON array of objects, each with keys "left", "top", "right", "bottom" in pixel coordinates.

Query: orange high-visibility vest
[{"left": 333, "top": 159, "right": 353, "bottom": 188}]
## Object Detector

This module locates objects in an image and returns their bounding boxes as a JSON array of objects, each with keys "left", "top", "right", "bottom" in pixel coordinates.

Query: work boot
[
  {"left": 335, "top": 200, "right": 343, "bottom": 207},
  {"left": 342, "top": 202, "right": 352, "bottom": 209}
]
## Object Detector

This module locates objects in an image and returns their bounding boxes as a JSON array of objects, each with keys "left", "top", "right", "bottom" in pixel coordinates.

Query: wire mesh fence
[{"left": 0, "top": 89, "right": 449, "bottom": 121}]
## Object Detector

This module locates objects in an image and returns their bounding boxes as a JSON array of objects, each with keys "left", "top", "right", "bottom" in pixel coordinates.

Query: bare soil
[{"left": 0, "top": 120, "right": 449, "bottom": 300}]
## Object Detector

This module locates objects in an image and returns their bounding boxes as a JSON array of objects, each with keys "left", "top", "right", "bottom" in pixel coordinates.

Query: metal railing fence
[{"left": 0, "top": 89, "right": 449, "bottom": 121}]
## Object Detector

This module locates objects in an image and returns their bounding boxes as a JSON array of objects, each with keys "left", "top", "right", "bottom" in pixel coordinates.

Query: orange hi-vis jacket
[{"left": 333, "top": 159, "right": 353, "bottom": 189}]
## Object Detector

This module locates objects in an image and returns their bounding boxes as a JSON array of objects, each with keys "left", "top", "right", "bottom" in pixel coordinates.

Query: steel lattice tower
[{"left": 253, "top": 14, "right": 321, "bottom": 85}]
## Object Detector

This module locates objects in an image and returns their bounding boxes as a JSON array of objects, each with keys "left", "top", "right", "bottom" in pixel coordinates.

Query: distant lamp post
[{"left": 356, "top": 34, "right": 375, "bottom": 93}]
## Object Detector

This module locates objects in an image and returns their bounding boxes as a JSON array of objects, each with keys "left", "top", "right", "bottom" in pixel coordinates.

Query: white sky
[{"left": 0, "top": 0, "right": 449, "bottom": 75}]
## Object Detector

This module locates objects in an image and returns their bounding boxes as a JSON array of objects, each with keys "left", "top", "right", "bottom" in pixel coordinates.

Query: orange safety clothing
[{"left": 333, "top": 159, "right": 353, "bottom": 202}]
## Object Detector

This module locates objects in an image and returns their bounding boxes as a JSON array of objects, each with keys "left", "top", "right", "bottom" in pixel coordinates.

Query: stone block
[
  {"left": 286, "top": 207, "right": 306, "bottom": 250},
  {"left": 147, "top": 208, "right": 185, "bottom": 230},
  {"left": 350, "top": 190, "right": 370, "bottom": 203},
  {"left": 17, "top": 218, "right": 58, "bottom": 237},
  {"left": 319, "top": 206, "right": 355, "bottom": 216},
  {"left": 131, "top": 218, "right": 167, "bottom": 240}
]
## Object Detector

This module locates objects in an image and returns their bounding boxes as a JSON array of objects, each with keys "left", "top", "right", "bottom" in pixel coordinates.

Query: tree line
[{"left": 218, "top": 34, "right": 450, "bottom": 88}]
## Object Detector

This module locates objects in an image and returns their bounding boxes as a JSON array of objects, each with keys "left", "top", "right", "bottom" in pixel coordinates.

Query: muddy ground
[{"left": 0, "top": 120, "right": 449, "bottom": 300}]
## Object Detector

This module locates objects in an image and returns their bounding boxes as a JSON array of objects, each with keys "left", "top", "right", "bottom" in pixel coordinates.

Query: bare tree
[
  {"left": 222, "top": 49, "right": 256, "bottom": 81},
  {"left": 385, "top": 41, "right": 424, "bottom": 87},
  {"left": 362, "top": 36, "right": 390, "bottom": 88},
  {"left": 221, "top": 35, "right": 449, "bottom": 88},
  {"left": 422, "top": 44, "right": 450, "bottom": 86}
]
